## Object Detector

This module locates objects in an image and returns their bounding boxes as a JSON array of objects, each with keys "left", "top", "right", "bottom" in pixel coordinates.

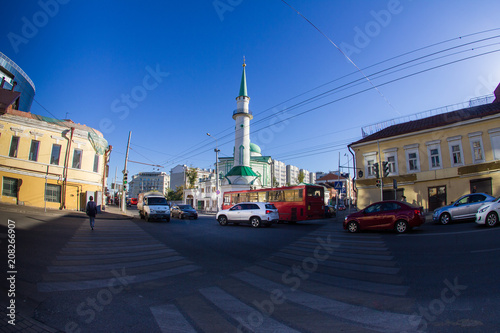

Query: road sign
[
  {"left": 333, "top": 181, "right": 343, "bottom": 190},
  {"left": 341, "top": 187, "right": 346, "bottom": 194},
  {"left": 216, "top": 190, "right": 220, "bottom": 195}
]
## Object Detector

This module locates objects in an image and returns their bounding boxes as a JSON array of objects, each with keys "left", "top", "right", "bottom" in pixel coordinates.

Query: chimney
[
  {"left": 11, "top": 81, "right": 17, "bottom": 91},
  {"left": 494, "top": 82, "right": 500, "bottom": 103}
]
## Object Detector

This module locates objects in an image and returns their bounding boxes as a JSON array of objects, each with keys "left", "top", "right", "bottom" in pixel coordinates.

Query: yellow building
[
  {"left": 0, "top": 87, "right": 111, "bottom": 211},
  {"left": 350, "top": 90, "right": 500, "bottom": 211}
]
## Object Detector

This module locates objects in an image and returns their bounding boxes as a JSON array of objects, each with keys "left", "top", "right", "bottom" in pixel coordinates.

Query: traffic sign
[{"left": 333, "top": 181, "right": 343, "bottom": 190}]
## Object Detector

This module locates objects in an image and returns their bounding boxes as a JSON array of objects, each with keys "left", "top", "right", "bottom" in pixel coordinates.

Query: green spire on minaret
[{"left": 238, "top": 57, "right": 248, "bottom": 98}]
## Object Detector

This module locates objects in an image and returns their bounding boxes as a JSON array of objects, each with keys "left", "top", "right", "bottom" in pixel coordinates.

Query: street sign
[
  {"left": 216, "top": 190, "right": 220, "bottom": 195},
  {"left": 333, "top": 181, "right": 343, "bottom": 190},
  {"left": 341, "top": 187, "right": 346, "bottom": 194}
]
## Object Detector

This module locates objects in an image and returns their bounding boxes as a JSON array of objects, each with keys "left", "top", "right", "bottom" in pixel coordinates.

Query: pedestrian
[
  {"left": 401, "top": 195, "right": 407, "bottom": 202},
  {"left": 86, "top": 196, "right": 98, "bottom": 230}
]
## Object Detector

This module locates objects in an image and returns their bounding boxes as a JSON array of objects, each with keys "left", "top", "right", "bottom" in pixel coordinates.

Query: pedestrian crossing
[
  {"left": 149, "top": 223, "right": 421, "bottom": 332},
  {"left": 37, "top": 219, "right": 200, "bottom": 292}
]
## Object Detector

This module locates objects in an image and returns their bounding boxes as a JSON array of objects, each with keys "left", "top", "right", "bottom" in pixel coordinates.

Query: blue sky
[{"left": 1, "top": 0, "right": 500, "bottom": 181}]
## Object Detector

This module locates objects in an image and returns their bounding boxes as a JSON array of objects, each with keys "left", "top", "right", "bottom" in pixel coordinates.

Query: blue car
[{"left": 432, "top": 193, "right": 496, "bottom": 225}]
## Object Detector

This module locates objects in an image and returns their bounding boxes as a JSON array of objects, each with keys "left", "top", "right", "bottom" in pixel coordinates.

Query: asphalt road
[{"left": 1, "top": 206, "right": 499, "bottom": 332}]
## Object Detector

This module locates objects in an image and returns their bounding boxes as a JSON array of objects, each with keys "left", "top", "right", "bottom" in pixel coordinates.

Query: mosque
[{"left": 183, "top": 61, "right": 273, "bottom": 210}]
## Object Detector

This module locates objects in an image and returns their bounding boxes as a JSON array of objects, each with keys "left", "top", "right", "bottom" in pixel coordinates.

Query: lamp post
[
  {"left": 207, "top": 133, "right": 220, "bottom": 212},
  {"left": 345, "top": 153, "right": 350, "bottom": 214}
]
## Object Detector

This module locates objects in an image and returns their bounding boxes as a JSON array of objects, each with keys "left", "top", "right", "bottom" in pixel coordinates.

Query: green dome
[{"left": 250, "top": 142, "right": 261, "bottom": 154}]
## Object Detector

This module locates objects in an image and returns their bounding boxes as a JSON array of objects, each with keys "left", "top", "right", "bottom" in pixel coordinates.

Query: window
[
  {"left": 93, "top": 154, "right": 99, "bottom": 173},
  {"left": 426, "top": 140, "right": 442, "bottom": 170},
  {"left": 51, "top": 144, "right": 62, "bottom": 165},
  {"left": 468, "top": 132, "right": 484, "bottom": 164},
  {"left": 363, "top": 152, "right": 377, "bottom": 178},
  {"left": 365, "top": 203, "right": 383, "bottom": 213},
  {"left": 9, "top": 136, "right": 20, "bottom": 157},
  {"left": 404, "top": 144, "right": 420, "bottom": 173},
  {"left": 447, "top": 136, "right": 463, "bottom": 167},
  {"left": 489, "top": 128, "right": 500, "bottom": 160},
  {"left": 45, "top": 184, "right": 61, "bottom": 203},
  {"left": 29, "top": 140, "right": 40, "bottom": 161},
  {"left": 383, "top": 148, "right": 398, "bottom": 175},
  {"left": 2, "top": 177, "right": 18, "bottom": 197},
  {"left": 72, "top": 149, "right": 82, "bottom": 169}
]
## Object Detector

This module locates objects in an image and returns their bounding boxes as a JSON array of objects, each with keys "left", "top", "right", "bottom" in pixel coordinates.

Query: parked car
[
  {"left": 336, "top": 204, "right": 346, "bottom": 211},
  {"left": 324, "top": 205, "right": 336, "bottom": 218},
  {"left": 216, "top": 202, "right": 279, "bottom": 228},
  {"left": 171, "top": 204, "right": 198, "bottom": 219},
  {"left": 343, "top": 200, "right": 425, "bottom": 233},
  {"left": 130, "top": 198, "right": 138, "bottom": 205},
  {"left": 476, "top": 197, "right": 500, "bottom": 227},
  {"left": 432, "top": 193, "right": 496, "bottom": 225}
]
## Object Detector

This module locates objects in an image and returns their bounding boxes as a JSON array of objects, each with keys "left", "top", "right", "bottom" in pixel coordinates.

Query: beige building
[
  {"left": 350, "top": 88, "right": 500, "bottom": 211},
  {"left": 0, "top": 87, "right": 111, "bottom": 211}
]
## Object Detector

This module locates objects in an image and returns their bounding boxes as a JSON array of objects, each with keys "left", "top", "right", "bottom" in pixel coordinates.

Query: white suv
[{"left": 216, "top": 202, "right": 279, "bottom": 228}]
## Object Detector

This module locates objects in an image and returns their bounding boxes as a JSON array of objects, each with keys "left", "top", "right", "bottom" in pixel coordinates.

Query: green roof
[
  {"left": 225, "top": 165, "right": 258, "bottom": 177},
  {"left": 238, "top": 64, "right": 248, "bottom": 97}
]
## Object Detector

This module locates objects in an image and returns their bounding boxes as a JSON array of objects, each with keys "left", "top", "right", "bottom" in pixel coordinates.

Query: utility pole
[
  {"left": 207, "top": 133, "right": 220, "bottom": 211},
  {"left": 345, "top": 153, "right": 350, "bottom": 214},
  {"left": 377, "top": 140, "right": 383, "bottom": 201},
  {"left": 122, "top": 131, "right": 131, "bottom": 212}
]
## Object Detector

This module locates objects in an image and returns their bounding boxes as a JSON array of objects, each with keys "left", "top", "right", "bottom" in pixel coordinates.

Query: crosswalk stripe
[
  {"left": 150, "top": 304, "right": 197, "bottom": 333},
  {"left": 233, "top": 271, "right": 420, "bottom": 333},
  {"left": 55, "top": 248, "right": 176, "bottom": 261},
  {"left": 199, "top": 286, "right": 301, "bottom": 333}
]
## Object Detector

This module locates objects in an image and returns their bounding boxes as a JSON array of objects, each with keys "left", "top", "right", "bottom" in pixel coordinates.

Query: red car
[{"left": 343, "top": 200, "right": 425, "bottom": 233}]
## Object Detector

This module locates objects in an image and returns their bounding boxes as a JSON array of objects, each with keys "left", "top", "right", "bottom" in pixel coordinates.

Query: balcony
[{"left": 233, "top": 109, "right": 253, "bottom": 116}]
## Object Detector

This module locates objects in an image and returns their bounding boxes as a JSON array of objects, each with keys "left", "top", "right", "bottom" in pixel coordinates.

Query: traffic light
[
  {"left": 376, "top": 179, "right": 381, "bottom": 188},
  {"left": 123, "top": 171, "right": 128, "bottom": 185},
  {"left": 382, "top": 161, "right": 390, "bottom": 178},
  {"left": 373, "top": 162, "right": 380, "bottom": 179}
]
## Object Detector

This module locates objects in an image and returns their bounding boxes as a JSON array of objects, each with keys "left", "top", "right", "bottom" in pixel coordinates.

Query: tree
[
  {"left": 298, "top": 171, "right": 305, "bottom": 184},
  {"left": 166, "top": 186, "right": 183, "bottom": 201},
  {"left": 272, "top": 177, "right": 279, "bottom": 188},
  {"left": 186, "top": 168, "right": 198, "bottom": 189}
]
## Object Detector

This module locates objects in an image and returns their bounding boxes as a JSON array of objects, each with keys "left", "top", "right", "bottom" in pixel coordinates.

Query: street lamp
[
  {"left": 207, "top": 133, "right": 220, "bottom": 212},
  {"left": 344, "top": 153, "right": 350, "bottom": 214}
]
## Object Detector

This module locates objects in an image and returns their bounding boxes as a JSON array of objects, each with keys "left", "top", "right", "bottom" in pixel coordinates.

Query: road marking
[
  {"left": 471, "top": 247, "right": 500, "bottom": 253},
  {"left": 399, "top": 227, "right": 500, "bottom": 237},
  {"left": 199, "top": 286, "right": 302, "bottom": 333},
  {"left": 233, "top": 271, "right": 419, "bottom": 333},
  {"left": 150, "top": 304, "right": 196, "bottom": 333}
]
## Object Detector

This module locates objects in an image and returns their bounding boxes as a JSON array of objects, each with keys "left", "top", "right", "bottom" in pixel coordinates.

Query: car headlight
[{"left": 478, "top": 206, "right": 490, "bottom": 214}]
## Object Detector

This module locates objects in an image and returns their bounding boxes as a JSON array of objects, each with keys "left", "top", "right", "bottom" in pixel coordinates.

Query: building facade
[
  {"left": 350, "top": 90, "right": 500, "bottom": 210},
  {"left": 0, "top": 52, "right": 35, "bottom": 112},
  {"left": 286, "top": 164, "right": 299, "bottom": 185},
  {"left": 272, "top": 159, "right": 287, "bottom": 187},
  {"left": 0, "top": 89, "right": 110, "bottom": 210},
  {"left": 128, "top": 171, "right": 170, "bottom": 198}
]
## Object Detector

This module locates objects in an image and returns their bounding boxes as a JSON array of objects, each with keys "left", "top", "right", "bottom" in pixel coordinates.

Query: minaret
[{"left": 233, "top": 58, "right": 253, "bottom": 167}]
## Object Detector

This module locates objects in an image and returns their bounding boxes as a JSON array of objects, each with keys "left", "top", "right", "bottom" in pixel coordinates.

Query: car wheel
[
  {"left": 486, "top": 212, "right": 498, "bottom": 227},
  {"left": 250, "top": 217, "right": 261, "bottom": 228},
  {"left": 395, "top": 220, "right": 409, "bottom": 233},
  {"left": 439, "top": 213, "right": 451, "bottom": 225},
  {"left": 218, "top": 215, "right": 228, "bottom": 226},
  {"left": 346, "top": 221, "right": 359, "bottom": 233}
]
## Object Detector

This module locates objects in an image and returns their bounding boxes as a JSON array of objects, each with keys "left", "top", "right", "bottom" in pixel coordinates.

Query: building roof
[
  {"left": 238, "top": 62, "right": 248, "bottom": 98},
  {"left": 225, "top": 165, "right": 258, "bottom": 177},
  {"left": 316, "top": 173, "right": 347, "bottom": 182},
  {"left": 250, "top": 142, "right": 261, "bottom": 154},
  {"left": 350, "top": 101, "right": 500, "bottom": 146}
]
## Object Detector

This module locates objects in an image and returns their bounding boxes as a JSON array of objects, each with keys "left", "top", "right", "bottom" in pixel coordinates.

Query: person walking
[{"left": 86, "top": 196, "right": 98, "bottom": 230}]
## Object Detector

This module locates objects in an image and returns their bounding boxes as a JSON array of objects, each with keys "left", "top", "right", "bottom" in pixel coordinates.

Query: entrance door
[
  {"left": 428, "top": 186, "right": 446, "bottom": 211},
  {"left": 470, "top": 178, "right": 492, "bottom": 195}
]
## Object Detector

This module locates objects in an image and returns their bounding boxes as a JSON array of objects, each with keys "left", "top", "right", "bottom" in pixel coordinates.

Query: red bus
[{"left": 222, "top": 185, "right": 325, "bottom": 222}]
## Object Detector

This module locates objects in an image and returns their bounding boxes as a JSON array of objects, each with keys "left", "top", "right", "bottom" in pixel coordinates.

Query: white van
[{"left": 137, "top": 192, "right": 170, "bottom": 222}]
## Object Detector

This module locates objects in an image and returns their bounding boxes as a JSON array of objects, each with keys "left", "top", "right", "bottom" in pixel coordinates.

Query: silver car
[
  {"left": 432, "top": 193, "right": 496, "bottom": 225},
  {"left": 216, "top": 202, "right": 279, "bottom": 228}
]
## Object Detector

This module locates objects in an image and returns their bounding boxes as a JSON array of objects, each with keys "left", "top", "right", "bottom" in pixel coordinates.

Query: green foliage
[
  {"left": 186, "top": 168, "right": 198, "bottom": 189},
  {"left": 166, "top": 186, "right": 184, "bottom": 201},
  {"left": 298, "top": 171, "right": 305, "bottom": 184}
]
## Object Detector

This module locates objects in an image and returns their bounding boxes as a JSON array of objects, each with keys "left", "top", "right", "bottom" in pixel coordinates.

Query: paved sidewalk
[{"left": 0, "top": 309, "right": 58, "bottom": 333}]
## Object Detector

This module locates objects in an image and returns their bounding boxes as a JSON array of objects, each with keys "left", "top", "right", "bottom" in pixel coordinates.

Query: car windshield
[
  {"left": 179, "top": 205, "right": 194, "bottom": 210},
  {"left": 148, "top": 197, "right": 168, "bottom": 205}
]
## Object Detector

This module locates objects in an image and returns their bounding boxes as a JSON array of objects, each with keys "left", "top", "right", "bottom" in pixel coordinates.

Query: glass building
[{"left": 0, "top": 52, "right": 35, "bottom": 112}]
